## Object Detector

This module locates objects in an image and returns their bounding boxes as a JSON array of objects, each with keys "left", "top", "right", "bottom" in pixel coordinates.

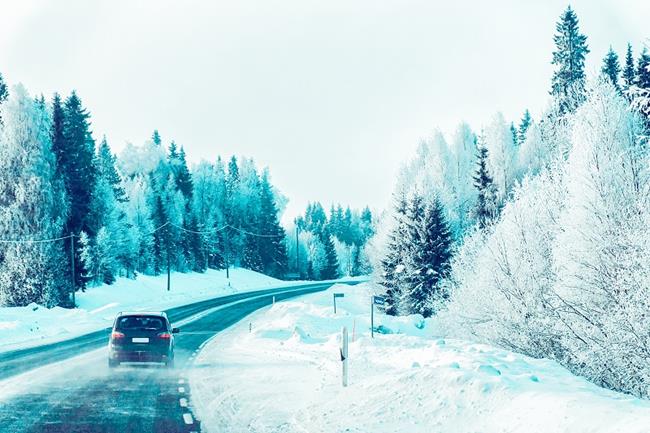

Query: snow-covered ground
[
  {"left": 0, "top": 268, "right": 291, "bottom": 353},
  {"left": 189, "top": 283, "right": 650, "bottom": 433}
]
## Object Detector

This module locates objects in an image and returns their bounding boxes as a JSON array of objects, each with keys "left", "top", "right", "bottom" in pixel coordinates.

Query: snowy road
[{"left": 0, "top": 282, "right": 359, "bottom": 433}]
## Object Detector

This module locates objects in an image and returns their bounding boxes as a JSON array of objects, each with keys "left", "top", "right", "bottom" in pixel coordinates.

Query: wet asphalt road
[{"left": 0, "top": 282, "right": 353, "bottom": 433}]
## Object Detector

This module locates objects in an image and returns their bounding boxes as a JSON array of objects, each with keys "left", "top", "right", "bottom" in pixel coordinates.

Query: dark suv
[{"left": 108, "top": 312, "right": 179, "bottom": 368}]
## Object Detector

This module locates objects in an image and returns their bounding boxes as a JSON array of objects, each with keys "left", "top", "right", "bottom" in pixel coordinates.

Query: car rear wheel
[
  {"left": 165, "top": 357, "right": 174, "bottom": 369},
  {"left": 108, "top": 358, "right": 119, "bottom": 368}
]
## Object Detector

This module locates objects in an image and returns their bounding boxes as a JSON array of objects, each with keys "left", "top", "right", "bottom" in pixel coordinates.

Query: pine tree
[
  {"left": 360, "top": 206, "right": 374, "bottom": 243},
  {"left": 168, "top": 140, "right": 178, "bottom": 161},
  {"left": 510, "top": 123, "right": 518, "bottom": 147},
  {"left": 257, "top": 170, "right": 288, "bottom": 277},
  {"left": 320, "top": 230, "right": 339, "bottom": 280},
  {"left": 380, "top": 193, "right": 409, "bottom": 315},
  {"left": 50, "top": 94, "right": 66, "bottom": 178},
  {"left": 175, "top": 146, "right": 193, "bottom": 200},
  {"left": 151, "top": 193, "right": 171, "bottom": 274},
  {"left": 601, "top": 47, "right": 621, "bottom": 91},
  {"left": 97, "top": 137, "right": 127, "bottom": 203},
  {"left": 405, "top": 196, "right": 453, "bottom": 317},
  {"left": 0, "top": 72, "right": 8, "bottom": 126},
  {"left": 637, "top": 48, "right": 650, "bottom": 89},
  {"left": 622, "top": 43, "right": 636, "bottom": 91},
  {"left": 518, "top": 110, "right": 532, "bottom": 145},
  {"left": 151, "top": 130, "right": 162, "bottom": 146},
  {"left": 61, "top": 91, "right": 98, "bottom": 291},
  {"left": 473, "top": 139, "right": 497, "bottom": 228},
  {"left": 550, "top": 6, "right": 590, "bottom": 113}
]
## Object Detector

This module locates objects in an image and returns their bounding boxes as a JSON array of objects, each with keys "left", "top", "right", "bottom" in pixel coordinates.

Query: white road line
[
  {"left": 183, "top": 413, "right": 194, "bottom": 425},
  {"left": 179, "top": 398, "right": 188, "bottom": 407},
  {"left": 178, "top": 379, "right": 185, "bottom": 384},
  {"left": 178, "top": 386, "right": 185, "bottom": 393}
]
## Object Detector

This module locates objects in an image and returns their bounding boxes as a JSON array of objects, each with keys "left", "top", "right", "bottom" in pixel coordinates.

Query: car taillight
[
  {"left": 111, "top": 331, "right": 125, "bottom": 340},
  {"left": 158, "top": 332, "right": 172, "bottom": 339}
]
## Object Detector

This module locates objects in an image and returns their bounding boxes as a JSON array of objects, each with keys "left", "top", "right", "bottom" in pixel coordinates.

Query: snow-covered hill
[{"left": 189, "top": 283, "right": 650, "bottom": 433}]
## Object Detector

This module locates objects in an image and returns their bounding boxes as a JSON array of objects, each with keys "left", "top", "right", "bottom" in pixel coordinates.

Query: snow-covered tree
[
  {"left": 484, "top": 113, "right": 516, "bottom": 203},
  {"left": 472, "top": 138, "right": 498, "bottom": 228},
  {"left": 403, "top": 195, "right": 453, "bottom": 317},
  {"left": 622, "top": 43, "right": 636, "bottom": 92},
  {"left": 550, "top": 6, "right": 590, "bottom": 113},
  {"left": 0, "top": 72, "right": 8, "bottom": 126},
  {"left": 0, "top": 85, "right": 69, "bottom": 306},
  {"left": 601, "top": 46, "right": 621, "bottom": 91}
]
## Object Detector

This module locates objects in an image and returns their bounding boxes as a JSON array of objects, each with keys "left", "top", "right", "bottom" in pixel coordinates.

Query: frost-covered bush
[{"left": 441, "top": 80, "right": 650, "bottom": 397}]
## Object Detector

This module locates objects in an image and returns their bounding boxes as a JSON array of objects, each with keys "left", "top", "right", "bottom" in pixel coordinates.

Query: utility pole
[
  {"left": 295, "top": 225, "right": 299, "bottom": 274},
  {"left": 341, "top": 327, "right": 348, "bottom": 387},
  {"left": 70, "top": 234, "right": 76, "bottom": 307},
  {"left": 225, "top": 227, "right": 230, "bottom": 280},
  {"left": 166, "top": 244, "right": 171, "bottom": 291}
]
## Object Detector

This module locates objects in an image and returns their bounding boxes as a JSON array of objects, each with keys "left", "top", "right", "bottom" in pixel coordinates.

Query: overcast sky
[{"left": 1, "top": 0, "right": 648, "bottom": 222}]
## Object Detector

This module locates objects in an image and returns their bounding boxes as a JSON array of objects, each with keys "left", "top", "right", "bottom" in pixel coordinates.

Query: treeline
[
  {"left": 289, "top": 203, "right": 374, "bottom": 280},
  {"left": 376, "top": 5, "right": 650, "bottom": 398},
  {"left": 376, "top": 6, "right": 650, "bottom": 318},
  {"left": 0, "top": 79, "right": 290, "bottom": 308}
]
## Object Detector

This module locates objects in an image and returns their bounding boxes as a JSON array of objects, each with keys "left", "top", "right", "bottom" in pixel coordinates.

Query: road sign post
[
  {"left": 341, "top": 326, "right": 348, "bottom": 387},
  {"left": 371, "top": 295, "right": 385, "bottom": 339},
  {"left": 333, "top": 293, "right": 344, "bottom": 314}
]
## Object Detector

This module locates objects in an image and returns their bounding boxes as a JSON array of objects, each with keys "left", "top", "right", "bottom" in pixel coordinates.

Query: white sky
[{"left": 1, "top": 0, "right": 648, "bottom": 223}]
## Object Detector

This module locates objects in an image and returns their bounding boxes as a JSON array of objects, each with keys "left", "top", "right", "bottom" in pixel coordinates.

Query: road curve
[{"left": 0, "top": 281, "right": 360, "bottom": 433}]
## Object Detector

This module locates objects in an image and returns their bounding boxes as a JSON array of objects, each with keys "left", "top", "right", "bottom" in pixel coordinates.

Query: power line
[
  {"left": 0, "top": 234, "right": 73, "bottom": 244},
  {"left": 0, "top": 221, "right": 283, "bottom": 245}
]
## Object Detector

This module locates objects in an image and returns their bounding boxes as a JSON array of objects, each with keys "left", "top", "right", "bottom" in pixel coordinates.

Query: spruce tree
[
  {"left": 151, "top": 193, "right": 171, "bottom": 274},
  {"left": 405, "top": 196, "right": 453, "bottom": 317},
  {"left": 257, "top": 170, "right": 288, "bottom": 277},
  {"left": 380, "top": 193, "right": 409, "bottom": 315},
  {"left": 622, "top": 43, "right": 636, "bottom": 91},
  {"left": 518, "top": 110, "right": 532, "bottom": 144},
  {"left": 50, "top": 94, "right": 66, "bottom": 179},
  {"left": 601, "top": 47, "right": 621, "bottom": 91},
  {"left": 550, "top": 6, "right": 589, "bottom": 113},
  {"left": 360, "top": 206, "right": 374, "bottom": 243},
  {"left": 320, "top": 230, "right": 339, "bottom": 280},
  {"left": 151, "top": 129, "right": 162, "bottom": 146},
  {"left": 97, "top": 137, "right": 127, "bottom": 203},
  {"left": 473, "top": 140, "right": 497, "bottom": 228},
  {"left": 61, "top": 91, "right": 98, "bottom": 291},
  {"left": 175, "top": 146, "right": 193, "bottom": 199},
  {"left": 510, "top": 123, "right": 519, "bottom": 147},
  {"left": 0, "top": 72, "right": 8, "bottom": 126},
  {"left": 636, "top": 48, "right": 650, "bottom": 89}
]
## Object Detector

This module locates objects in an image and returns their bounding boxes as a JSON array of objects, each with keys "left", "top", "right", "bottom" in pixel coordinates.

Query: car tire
[
  {"left": 165, "top": 357, "right": 175, "bottom": 369},
  {"left": 108, "top": 358, "right": 119, "bottom": 368}
]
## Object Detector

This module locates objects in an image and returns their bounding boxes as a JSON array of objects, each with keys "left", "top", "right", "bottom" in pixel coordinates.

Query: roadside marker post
[
  {"left": 371, "top": 295, "right": 386, "bottom": 339},
  {"left": 333, "top": 293, "right": 344, "bottom": 314},
  {"left": 341, "top": 326, "right": 348, "bottom": 387}
]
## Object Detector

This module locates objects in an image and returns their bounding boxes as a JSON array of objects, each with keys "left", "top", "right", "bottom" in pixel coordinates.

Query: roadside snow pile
[
  {"left": 189, "top": 283, "right": 650, "bottom": 433},
  {"left": 0, "top": 268, "right": 282, "bottom": 353}
]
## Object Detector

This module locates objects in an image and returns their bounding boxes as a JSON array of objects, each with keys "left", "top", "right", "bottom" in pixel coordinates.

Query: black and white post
[{"left": 340, "top": 326, "right": 348, "bottom": 387}]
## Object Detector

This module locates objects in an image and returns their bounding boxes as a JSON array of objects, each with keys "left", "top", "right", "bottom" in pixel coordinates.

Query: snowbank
[
  {"left": 189, "top": 283, "right": 650, "bottom": 433},
  {"left": 0, "top": 268, "right": 285, "bottom": 353}
]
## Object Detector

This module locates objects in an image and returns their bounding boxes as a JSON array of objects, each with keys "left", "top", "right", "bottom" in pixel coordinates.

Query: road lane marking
[
  {"left": 180, "top": 398, "right": 188, "bottom": 407},
  {"left": 178, "top": 379, "right": 185, "bottom": 384},
  {"left": 178, "top": 386, "right": 185, "bottom": 393},
  {"left": 183, "top": 413, "right": 194, "bottom": 425}
]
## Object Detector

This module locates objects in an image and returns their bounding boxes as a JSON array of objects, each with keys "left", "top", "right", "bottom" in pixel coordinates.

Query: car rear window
[{"left": 116, "top": 316, "right": 166, "bottom": 331}]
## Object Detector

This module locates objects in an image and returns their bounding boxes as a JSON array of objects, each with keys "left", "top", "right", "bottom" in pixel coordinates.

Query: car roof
[{"left": 118, "top": 311, "right": 167, "bottom": 318}]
